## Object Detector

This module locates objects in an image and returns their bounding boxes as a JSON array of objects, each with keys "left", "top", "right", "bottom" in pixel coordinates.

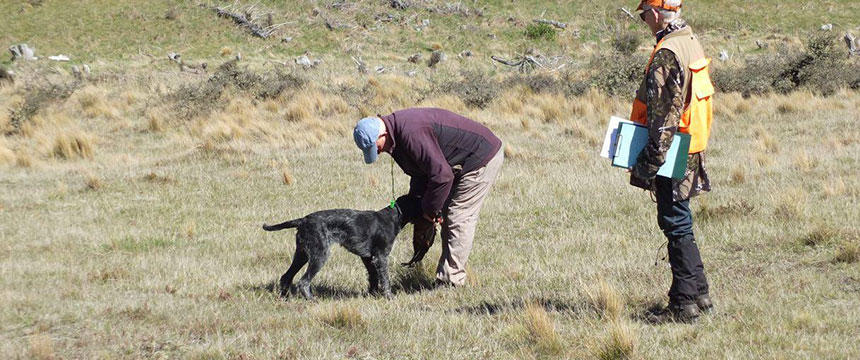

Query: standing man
[
  {"left": 353, "top": 108, "right": 504, "bottom": 287},
  {"left": 630, "top": 0, "right": 715, "bottom": 323}
]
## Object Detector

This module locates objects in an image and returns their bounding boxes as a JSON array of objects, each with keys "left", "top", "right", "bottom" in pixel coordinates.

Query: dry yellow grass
[
  {"left": 27, "top": 334, "right": 55, "bottom": 360},
  {"left": 594, "top": 321, "right": 638, "bottom": 360},
  {"left": 83, "top": 172, "right": 102, "bottom": 191},
  {"left": 76, "top": 86, "right": 119, "bottom": 119},
  {"left": 729, "top": 165, "right": 746, "bottom": 185},
  {"left": 281, "top": 167, "right": 294, "bottom": 185},
  {"left": 588, "top": 280, "right": 624, "bottom": 321},
  {"left": 773, "top": 187, "right": 807, "bottom": 220},
  {"left": 834, "top": 242, "right": 859, "bottom": 264},
  {"left": 52, "top": 131, "right": 95, "bottom": 160},
  {"left": 316, "top": 304, "right": 366, "bottom": 330},
  {"left": 0, "top": 139, "right": 15, "bottom": 165},
  {"left": 522, "top": 302, "right": 563, "bottom": 356}
]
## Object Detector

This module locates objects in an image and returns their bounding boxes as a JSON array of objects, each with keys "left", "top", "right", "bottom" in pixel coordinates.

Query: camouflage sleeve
[{"left": 631, "top": 49, "right": 685, "bottom": 187}]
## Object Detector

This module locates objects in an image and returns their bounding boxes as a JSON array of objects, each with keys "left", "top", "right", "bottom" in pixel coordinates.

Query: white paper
[{"left": 600, "top": 116, "right": 633, "bottom": 159}]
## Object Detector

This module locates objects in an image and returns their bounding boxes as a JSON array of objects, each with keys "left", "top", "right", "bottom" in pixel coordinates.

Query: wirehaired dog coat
[{"left": 262, "top": 195, "right": 427, "bottom": 299}]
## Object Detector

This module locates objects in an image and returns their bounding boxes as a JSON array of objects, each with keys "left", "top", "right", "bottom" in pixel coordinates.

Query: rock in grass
[
  {"left": 9, "top": 44, "right": 36, "bottom": 61},
  {"left": 428, "top": 50, "right": 446, "bottom": 67},
  {"left": 390, "top": 0, "right": 409, "bottom": 10}
]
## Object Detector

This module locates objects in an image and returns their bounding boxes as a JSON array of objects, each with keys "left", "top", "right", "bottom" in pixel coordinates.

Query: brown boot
[
  {"left": 696, "top": 294, "right": 713, "bottom": 313},
  {"left": 646, "top": 302, "right": 700, "bottom": 324}
]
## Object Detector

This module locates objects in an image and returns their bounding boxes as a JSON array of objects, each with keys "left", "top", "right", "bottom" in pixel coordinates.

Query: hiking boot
[
  {"left": 645, "top": 302, "right": 700, "bottom": 324},
  {"left": 696, "top": 294, "right": 713, "bottom": 313}
]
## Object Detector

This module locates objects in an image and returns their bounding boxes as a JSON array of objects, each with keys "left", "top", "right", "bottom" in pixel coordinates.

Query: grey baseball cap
[{"left": 353, "top": 116, "right": 382, "bottom": 164}]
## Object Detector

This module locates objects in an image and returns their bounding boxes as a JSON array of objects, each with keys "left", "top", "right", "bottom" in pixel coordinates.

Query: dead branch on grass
[
  {"left": 491, "top": 55, "right": 542, "bottom": 73},
  {"left": 534, "top": 19, "right": 566, "bottom": 29}
]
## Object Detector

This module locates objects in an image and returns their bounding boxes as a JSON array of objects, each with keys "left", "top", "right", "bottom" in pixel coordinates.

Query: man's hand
[{"left": 423, "top": 213, "right": 442, "bottom": 225}]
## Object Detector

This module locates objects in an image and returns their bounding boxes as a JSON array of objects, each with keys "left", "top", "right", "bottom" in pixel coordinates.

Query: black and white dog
[{"left": 262, "top": 195, "right": 428, "bottom": 299}]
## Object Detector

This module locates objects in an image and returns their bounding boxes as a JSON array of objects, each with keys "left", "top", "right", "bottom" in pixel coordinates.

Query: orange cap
[{"left": 637, "top": 0, "right": 682, "bottom": 11}]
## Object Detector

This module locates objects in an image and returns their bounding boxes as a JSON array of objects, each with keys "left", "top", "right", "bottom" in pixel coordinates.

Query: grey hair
[
  {"left": 642, "top": 0, "right": 682, "bottom": 24},
  {"left": 657, "top": 8, "right": 682, "bottom": 24}
]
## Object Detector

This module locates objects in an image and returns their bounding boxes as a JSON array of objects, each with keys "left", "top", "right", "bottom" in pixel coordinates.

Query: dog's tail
[{"left": 262, "top": 218, "right": 303, "bottom": 231}]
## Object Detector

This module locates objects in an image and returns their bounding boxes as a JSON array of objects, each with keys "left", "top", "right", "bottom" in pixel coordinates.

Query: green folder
[{"left": 611, "top": 122, "right": 691, "bottom": 179}]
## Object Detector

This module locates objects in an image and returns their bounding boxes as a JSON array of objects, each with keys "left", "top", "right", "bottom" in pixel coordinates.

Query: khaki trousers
[{"left": 436, "top": 147, "right": 504, "bottom": 286}]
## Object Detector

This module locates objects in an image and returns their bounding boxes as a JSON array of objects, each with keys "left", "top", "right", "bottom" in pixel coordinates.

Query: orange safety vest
[{"left": 630, "top": 29, "right": 714, "bottom": 154}]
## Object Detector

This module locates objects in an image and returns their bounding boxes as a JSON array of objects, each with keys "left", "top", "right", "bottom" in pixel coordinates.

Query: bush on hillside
[
  {"left": 713, "top": 32, "right": 853, "bottom": 96},
  {"left": 170, "top": 60, "right": 306, "bottom": 119},
  {"left": 7, "top": 80, "right": 80, "bottom": 134},
  {"left": 612, "top": 31, "right": 642, "bottom": 56},
  {"left": 441, "top": 70, "right": 500, "bottom": 108},
  {"left": 589, "top": 51, "right": 646, "bottom": 96},
  {"left": 525, "top": 23, "right": 557, "bottom": 41}
]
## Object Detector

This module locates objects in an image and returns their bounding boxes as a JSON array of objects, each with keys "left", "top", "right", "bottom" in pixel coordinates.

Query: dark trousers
[{"left": 655, "top": 176, "right": 709, "bottom": 304}]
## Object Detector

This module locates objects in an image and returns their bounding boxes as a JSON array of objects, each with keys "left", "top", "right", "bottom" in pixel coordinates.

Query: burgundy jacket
[{"left": 379, "top": 108, "right": 502, "bottom": 217}]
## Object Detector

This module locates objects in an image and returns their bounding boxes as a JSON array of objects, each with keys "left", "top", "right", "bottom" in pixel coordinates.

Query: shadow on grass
[
  {"left": 241, "top": 266, "right": 435, "bottom": 300},
  {"left": 391, "top": 264, "right": 436, "bottom": 294},
  {"left": 241, "top": 280, "right": 364, "bottom": 300},
  {"left": 453, "top": 297, "right": 585, "bottom": 316}
]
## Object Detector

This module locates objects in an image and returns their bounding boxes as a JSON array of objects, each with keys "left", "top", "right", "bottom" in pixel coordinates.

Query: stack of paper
[{"left": 600, "top": 116, "right": 691, "bottom": 179}]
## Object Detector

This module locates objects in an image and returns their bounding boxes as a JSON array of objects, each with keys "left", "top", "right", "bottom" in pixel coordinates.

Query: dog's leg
[
  {"left": 361, "top": 256, "right": 379, "bottom": 295},
  {"left": 279, "top": 247, "right": 308, "bottom": 298},
  {"left": 372, "top": 255, "right": 393, "bottom": 299},
  {"left": 296, "top": 248, "right": 329, "bottom": 300}
]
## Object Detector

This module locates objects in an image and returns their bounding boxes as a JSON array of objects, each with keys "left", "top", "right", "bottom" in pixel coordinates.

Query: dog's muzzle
[{"left": 401, "top": 219, "right": 437, "bottom": 267}]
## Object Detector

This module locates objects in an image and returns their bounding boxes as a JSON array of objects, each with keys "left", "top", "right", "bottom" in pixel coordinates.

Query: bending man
[{"left": 353, "top": 108, "right": 504, "bottom": 287}]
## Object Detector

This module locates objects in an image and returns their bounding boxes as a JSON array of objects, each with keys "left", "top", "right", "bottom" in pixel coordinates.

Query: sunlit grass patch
[
  {"left": 51, "top": 131, "right": 95, "bottom": 159},
  {"left": 834, "top": 242, "right": 859, "bottom": 264},
  {"left": 593, "top": 321, "right": 638, "bottom": 360},
  {"left": 316, "top": 304, "right": 366, "bottom": 330},
  {"left": 586, "top": 280, "right": 624, "bottom": 321},
  {"left": 521, "top": 301, "right": 564, "bottom": 356}
]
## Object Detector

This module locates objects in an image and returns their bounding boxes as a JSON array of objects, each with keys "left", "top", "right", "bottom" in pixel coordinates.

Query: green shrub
[
  {"left": 589, "top": 52, "right": 646, "bottom": 96},
  {"left": 525, "top": 23, "right": 557, "bottom": 41},
  {"left": 169, "top": 60, "right": 305, "bottom": 118},
  {"left": 441, "top": 70, "right": 500, "bottom": 108},
  {"left": 785, "top": 32, "right": 851, "bottom": 95},
  {"left": 612, "top": 32, "right": 642, "bottom": 56},
  {"left": 713, "top": 33, "right": 852, "bottom": 96},
  {"left": 504, "top": 73, "right": 561, "bottom": 94}
]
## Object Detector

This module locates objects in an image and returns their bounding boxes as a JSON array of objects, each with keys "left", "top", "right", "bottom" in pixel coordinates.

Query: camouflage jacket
[{"left": 630, "top": 20, "right": 711, "bottom": 202}]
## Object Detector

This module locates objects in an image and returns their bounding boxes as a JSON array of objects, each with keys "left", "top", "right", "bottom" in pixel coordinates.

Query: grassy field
[{"left": 1, "top": 1, "right": 859, "bottom": 359}]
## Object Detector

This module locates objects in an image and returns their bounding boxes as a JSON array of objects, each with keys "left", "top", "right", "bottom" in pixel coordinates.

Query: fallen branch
[
  {"left": 491, "top": 55, "right": 542, "bottom": 72},
  {"left": 533, "top": 18, "right": 566, "bottom": 29},
  {"left": 620, "top": 7, "right": 635, "bottom": 20},
  {"left": 206, "top": 5, "right": 274, "bottom": 38}
]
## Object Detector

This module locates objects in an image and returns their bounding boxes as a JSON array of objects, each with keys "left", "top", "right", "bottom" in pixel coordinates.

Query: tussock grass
[
  {"left": 773, "top": 188, "right": 807, "bottom": 220},
  {"left": 594, "top": 321, "right": 638, "bottom": 360},
  {"left": 521, "top": 301, "right": 564, "bottom": 356},
  {"left": 587, "top": 280, "right": 624, "bottom": 321},
  {"left": 834, "top": 242, "right": 859, "bottom": 264},
  {"left": 697, "top": 199, "right": 755, "bottom": 222},
  {"left": 51, "top": 131, "right": 94, "bottom": 159},
  {"left": 28, "top": 334, "right": 55, "bottom": 360},
  {"left": 281, "top": 167, "right": 294, "bottom": 185},
  {"left": 76, "top": 86, "right": 119, "bottom": 119},
  {"left": 316, "top": 304, "right": 366, "bottom": 330},
  {"left": 0, "top": 140, "right": 15, "bottom": 165},
  {"left": 83, "top": 172, "right": 103, "bottom": 191}
]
